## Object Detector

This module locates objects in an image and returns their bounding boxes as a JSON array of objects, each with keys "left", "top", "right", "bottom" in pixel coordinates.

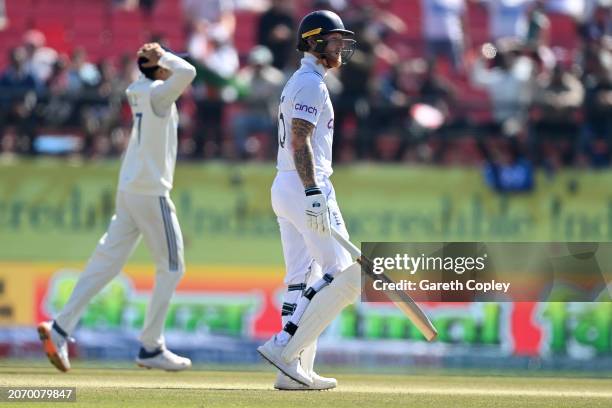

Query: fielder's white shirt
[
  {"left": 276, "top": 53, "right": 334, "bottom": 180},
  {"left": 118, "top": 53, "right": 196, "bottom": 196}
]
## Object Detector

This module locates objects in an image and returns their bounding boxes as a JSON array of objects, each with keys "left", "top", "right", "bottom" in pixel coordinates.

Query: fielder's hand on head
[
  {"left": 305, "top": 187, "right": 331, "bottom": 236},
  {"left": 137, "top": 42, "right": 165, "bottom": 67}
]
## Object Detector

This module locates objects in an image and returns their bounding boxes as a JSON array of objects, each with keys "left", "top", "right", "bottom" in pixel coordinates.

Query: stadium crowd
[{"left": 0, "top": 0, "right": 610, "bottom": 175}]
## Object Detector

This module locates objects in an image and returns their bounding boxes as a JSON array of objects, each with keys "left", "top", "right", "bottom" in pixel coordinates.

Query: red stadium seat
[
  {"left": 0, "top": 28, "right": 24, "bottom": 52},
  {"left": 72, "top": 1, "right": 108, "bottom": 19},
  {"left": 547, "top": 12, "right": 579, "bottom": 51},
  {"left": 152, "top": 0, "right": 183, "bottom": 19},
  {"left": 32, "top": 0, "right": 72, "bottom": 24},
  {"left": 39, "top": 25, "right": 69, "bottom": 53},
  {"left": 150, "top": 14, "right": 186, "bottom": 48},
  {"left": 111, "top": 9, "right": 145, "bottom": 36},
  {"left": 3, "top": 14, "right": 30, "bottom": 32},
  {"left": 389, "top": 0, "right": 421, "bottom": 37},
  {"left": 72, "top": 16, "right": 106, "bottom": 36},
  {"left": 72, "top": 33, "right": 107, "bottom": 61},
  {"left": 5, "top": 0, "right": 33, "bottom": 18},
  {"left": 234, "top": 11, "right": 259, "bottom": 57},
  {"left": 110, "top": 9, "right": 147, "bottom": 53},
  {"left": 466, "top": 1, "right": 490, "bottom": 46}
]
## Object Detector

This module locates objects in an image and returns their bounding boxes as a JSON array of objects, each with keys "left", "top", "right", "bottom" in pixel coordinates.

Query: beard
[{"left": 323, "top": 52, "right": 342, "bottom": 69}]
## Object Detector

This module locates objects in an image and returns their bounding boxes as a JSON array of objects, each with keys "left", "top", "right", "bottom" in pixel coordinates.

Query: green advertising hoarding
[{"left": 1, "top": 160, "right": 611, "bottom": 264}]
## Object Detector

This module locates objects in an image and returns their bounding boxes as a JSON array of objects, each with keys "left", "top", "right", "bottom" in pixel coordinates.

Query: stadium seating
[{"left": 0, "top": 0, "right": 585, "bottom": 163}]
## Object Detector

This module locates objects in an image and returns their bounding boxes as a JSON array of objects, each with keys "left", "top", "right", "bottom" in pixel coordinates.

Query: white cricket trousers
[
  {"left": 54, "top": 190, "right": 185, "bottom": 351},
  {"left": 271, "top": 171, "right": 352, "bottom": 286}
]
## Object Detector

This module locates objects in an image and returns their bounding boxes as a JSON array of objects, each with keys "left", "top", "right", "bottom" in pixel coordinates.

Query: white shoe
[
  {"left": 257, "top": 337, "right": 313, "bottom": 387},
  {"left": 37, "top": 321, "right": 71, "bottom": 372},
  {"left": 135, "top": 347, "right": 192, "bottom": 371},
  {"left": 274, "top": 372, "right": 337, "bottom": 391}
]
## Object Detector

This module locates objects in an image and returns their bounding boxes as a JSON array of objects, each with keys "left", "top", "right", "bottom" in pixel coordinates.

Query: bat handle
[{"left": 331, "top": 228, "right": 362, "bottom": 260}]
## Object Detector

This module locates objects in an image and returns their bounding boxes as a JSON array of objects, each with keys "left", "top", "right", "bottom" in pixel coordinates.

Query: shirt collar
[{"left": 300, "top": 53, "right": 327, "bottom": 78}]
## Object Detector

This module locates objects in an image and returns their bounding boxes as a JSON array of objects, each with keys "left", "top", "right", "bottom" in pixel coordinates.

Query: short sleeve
[{"left": 292, "top": 79, "right": 325, "bottom": 125}]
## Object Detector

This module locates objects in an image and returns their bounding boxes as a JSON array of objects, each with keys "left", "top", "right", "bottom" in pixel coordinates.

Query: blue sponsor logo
[{"left": 294, "top": 103, "right": 317, "bottom": 116}]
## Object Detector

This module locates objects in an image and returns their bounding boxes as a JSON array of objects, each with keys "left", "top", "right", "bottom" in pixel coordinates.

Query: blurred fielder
[
  {"left": 257, "top": 10, "right": 360, "bottom": 389},
  {"left": 37, "top": 43, "right": 196, "bottom": 372}
]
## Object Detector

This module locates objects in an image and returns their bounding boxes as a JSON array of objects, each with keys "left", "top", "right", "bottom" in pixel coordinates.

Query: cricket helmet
[{"left": 297, "top": 10, "right": 355, "bottom": 63}]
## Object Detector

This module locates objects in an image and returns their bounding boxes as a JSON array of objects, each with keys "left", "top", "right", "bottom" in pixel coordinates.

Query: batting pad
[{"left": 281, "top": 262, "right": 361, "bottom": 362}]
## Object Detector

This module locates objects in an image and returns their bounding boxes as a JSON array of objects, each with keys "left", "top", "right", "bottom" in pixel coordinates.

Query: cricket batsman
[
  {"left": 37, "top": 43, "right": 196, "bottom": 372},
  {"left": 257, "top": 10, "right": 362, "bottom": 389}
]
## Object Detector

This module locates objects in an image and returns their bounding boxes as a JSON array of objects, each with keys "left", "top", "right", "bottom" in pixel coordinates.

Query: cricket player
[
  {"left": 257, "top": 11, "right": 362, "bottom": 389},
  {"left": 37, "top": 43, "right": 196, "bottom": 372}
]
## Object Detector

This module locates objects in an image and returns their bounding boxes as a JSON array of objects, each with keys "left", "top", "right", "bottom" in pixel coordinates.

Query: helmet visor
[{"left": 325, "top": 38, "right": 357, "bottom": 65}]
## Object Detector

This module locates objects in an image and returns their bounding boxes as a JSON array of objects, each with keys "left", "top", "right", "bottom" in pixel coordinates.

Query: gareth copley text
[{"left": 373, "top": 279, "right": 511, "bottom": 294}]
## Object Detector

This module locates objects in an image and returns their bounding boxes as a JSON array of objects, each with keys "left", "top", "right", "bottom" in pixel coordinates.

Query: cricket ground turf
[{"left": 0, "top": 361, "right": 611, "bottom": 407}]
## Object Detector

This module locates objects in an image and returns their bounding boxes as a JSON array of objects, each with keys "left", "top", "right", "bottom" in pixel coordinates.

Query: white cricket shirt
[
  {"left": 276, "top": 53, "right": 335, "bottom": 180},
  {"left": 118, "top": 53, "right": 196, "bottom": 196}
]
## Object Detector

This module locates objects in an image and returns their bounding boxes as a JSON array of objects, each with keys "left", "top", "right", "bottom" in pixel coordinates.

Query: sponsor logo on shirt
[
  {"left": 327, "top": 118, "right": 334, "bottom": 129},
  {"left": 294, "top": 103, "right": 318, "bottom": 116}
]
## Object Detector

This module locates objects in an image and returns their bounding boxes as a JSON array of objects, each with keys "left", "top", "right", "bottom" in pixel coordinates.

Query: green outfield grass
[{"left": 1, "top": 361, "right": 611, "bottom": 408}]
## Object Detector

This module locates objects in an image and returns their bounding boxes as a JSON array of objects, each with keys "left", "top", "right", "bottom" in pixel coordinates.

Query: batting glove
[{"left": 305, "top": 187, "right": 331, "bottom": 236}]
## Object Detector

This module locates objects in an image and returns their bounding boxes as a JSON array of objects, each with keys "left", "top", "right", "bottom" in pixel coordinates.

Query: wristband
[{"left": 305, "top": 187, "right": 322, "bottom": 196}]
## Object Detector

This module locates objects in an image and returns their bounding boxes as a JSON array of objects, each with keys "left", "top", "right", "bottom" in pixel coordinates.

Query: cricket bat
[{"left": 331, "top": 229, "right": 438, "bottom": 341}]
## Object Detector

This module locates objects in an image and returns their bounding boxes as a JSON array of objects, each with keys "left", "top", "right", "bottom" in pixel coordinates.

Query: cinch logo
[
  {"left": 327, "top": 118, "right": 334, "bottom": 129},
  {"left": 295, "top": 103, "right": 317, "bottom": 115}
]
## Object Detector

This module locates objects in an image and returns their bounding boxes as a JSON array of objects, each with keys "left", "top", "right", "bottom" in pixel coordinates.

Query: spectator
[
  {"left": 522, "top": 1, "right": 556, "bottom": 76},
  {"left": 40, "top": 56, "right": 73, "bottom": 128},
  {"left": 0, "top": 47, "right": 40, "bottom": 154},
  {"left": 530, "top": 63, "right": 584, "bottom": 165},
  {"left": 183, "top": 0, "right": 235, "bottom": 62},
  {"left": 375, "top": 60, "right": 414, "bottom": 131},
  {"left": 548, "top": 0, "right": 587, "bottom": 19},
  {"left": 417, "top": 59, "right": 457, "bottom": 122},
  {"left": 113, "top": 0, "right": 157, "bottom": 14},
  {"left": 22, "top": 30, "right": 58, "bottom": 84},
  {"left": 580, "top": 46, "right": 612, "bottom": 166},
  {"left": 478, "top": 137, "right": 535, "bottom": 193},
  {"left": 580, "top": 1, "right": 612, "bottom": 43},
  {"left": 346, "top": 1, "right": 405, "bottom": 67},
  {"left": 421, "top": 0, "right": 467, "bottom": 73},
  {"left": 182, "top": 0, "right": 235, "bottom": 33},
  {"left": 257, "top": 0, "right": 296, "bottom": 71},
  {"left": 470, "top": 42, "right": 535, "bottom": 138},
  {"left": 140, "top": 0, "right": 157, "bottom": 14},
  {"left": 78, "top": 58, "right": 128, "bottom": 159},
  {"left": 0, "top": 127, "right": 18, "bottom": 160},
  {"left": 117, "top": 53, "right": 139, "bottom": 91},
  {"left": 0, "top": 0, "right": 7, "bottom": 31},
  {"left": 479, "top": 0, "right": 535, "bottom": 42},
  {"left": 334, "top": 9, "right": 377, "bottom": 159},
  {"left": 378, "top": 60, "right": 412, "bottom": 104},
  {"left": 192, "top": 26, "right": 239, "bottom": 158},
  {"left": 66, "top": 48, "right": 101, "bottom": 94},
  {"left": 311, "top": 0, "right": 347, "bottom": 14},
  {"left": 376, "top": 58, "right": 458, "bottom": 163},
  {"left": 414, "top": 59, "right": 460, "bottom": 162},
  {"left": 525, "top": 0, "right": 551, "bottom": 48},
  {"left": 0, "top": 47, "right": 40, "bottom": 96},
  {"left": 231, "top": 46, "right": 284, "bottom": 159},
  {"left": 203, "top": 26, "right": 239, "bottom": 80}
]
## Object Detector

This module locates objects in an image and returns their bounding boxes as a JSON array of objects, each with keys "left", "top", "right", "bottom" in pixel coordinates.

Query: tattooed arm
[
  {"left": 292, "top": 117, "right": 330, "bottom": 235},
  {"left": 291, "top": 118, "right": 317, "bottom": 189}
]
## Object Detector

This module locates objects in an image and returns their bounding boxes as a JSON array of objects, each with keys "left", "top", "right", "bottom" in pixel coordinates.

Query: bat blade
[{"left": 331, "top": 229, "right": 438, "bottom": 341}]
